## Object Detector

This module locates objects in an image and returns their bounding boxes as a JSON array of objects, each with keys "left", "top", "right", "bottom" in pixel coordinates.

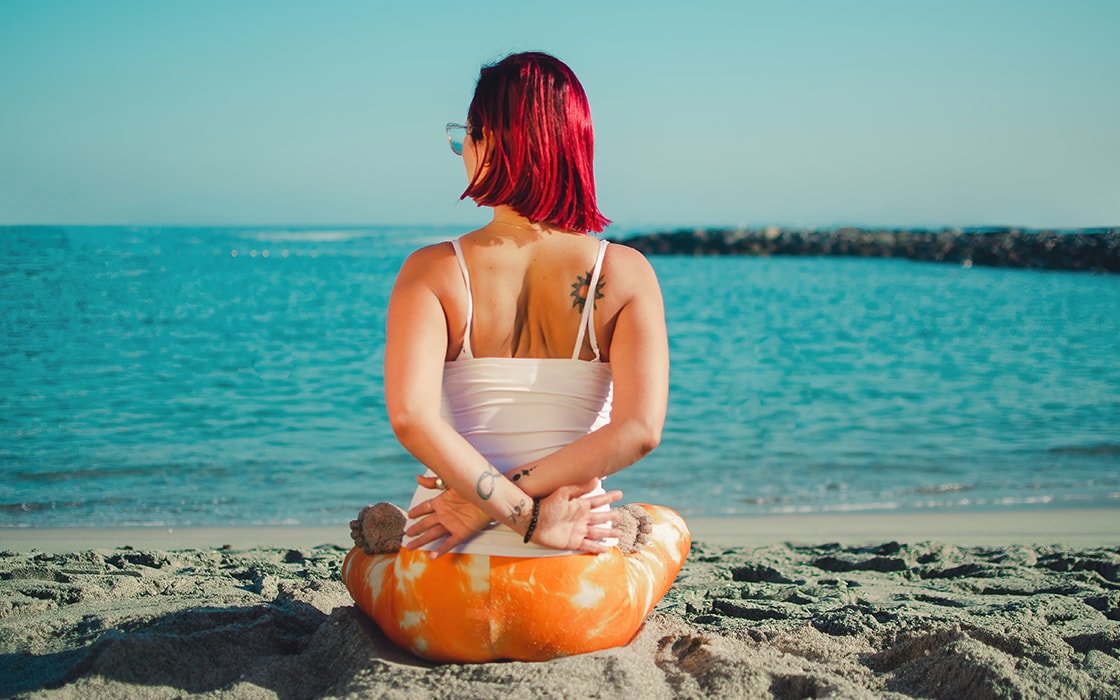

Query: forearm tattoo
[
  {"left": 476, "top": 464, "right": 499, "bottom": 500},
  {"left": 510, "top": 465, "right": 537, "bottom": 484},
  {"left": 570, "top": 271, "right": 605, "bottom": 313}
]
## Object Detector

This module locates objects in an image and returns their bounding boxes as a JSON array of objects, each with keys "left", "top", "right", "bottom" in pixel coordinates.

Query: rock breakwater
[{"left": 612, "top": 227, "right": 1120, "bottom": 273}]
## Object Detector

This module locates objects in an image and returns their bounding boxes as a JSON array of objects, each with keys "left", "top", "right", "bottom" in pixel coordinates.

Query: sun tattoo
[{"left": 570, "top": 272, "right": 605, "bottom": 313}]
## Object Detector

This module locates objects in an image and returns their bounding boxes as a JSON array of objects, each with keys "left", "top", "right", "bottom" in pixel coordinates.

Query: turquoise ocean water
[{"left": 2, "top": 226, "right": 1119, "bottom": 527}]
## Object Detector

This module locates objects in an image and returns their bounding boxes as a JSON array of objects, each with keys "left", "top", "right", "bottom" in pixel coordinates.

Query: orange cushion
[{"left": 342, "top": 504, "right": 691, "bottom": 662}]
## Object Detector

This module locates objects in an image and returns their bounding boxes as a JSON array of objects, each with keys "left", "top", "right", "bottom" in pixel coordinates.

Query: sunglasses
[{"left": 446, "top": 123, "right": 469, "bottom": 156}]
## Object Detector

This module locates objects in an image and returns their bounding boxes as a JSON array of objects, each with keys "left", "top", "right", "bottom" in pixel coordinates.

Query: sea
[{"left": 2, "top": 225, "right": 1119, "bottom": 528}]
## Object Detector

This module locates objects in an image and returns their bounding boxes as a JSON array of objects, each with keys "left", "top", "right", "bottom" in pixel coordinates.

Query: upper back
[{"left": 444, "top": 229, "right": 619, "bottom": 362}]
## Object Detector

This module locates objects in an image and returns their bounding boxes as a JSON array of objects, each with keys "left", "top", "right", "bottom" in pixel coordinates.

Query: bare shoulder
[
  {"left": 606, "top": 241, "right": 654, "bottom": 266},
  {"left": 395, "top": 241, "right": 458, "bottom": 286},
  {"left": 401, "top": 240, "right": 456, "bottom": 269},
  {"left": 604, "top": 242, "right": 662, "bottom": 296}
]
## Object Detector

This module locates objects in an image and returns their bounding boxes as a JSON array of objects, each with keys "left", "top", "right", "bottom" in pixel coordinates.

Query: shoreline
[
  {"left": 4, "top": 508, "right": 1117, "bottom": 553},
  {"left": 4, "top": 509, "right": 1119, "bottom": 697}
]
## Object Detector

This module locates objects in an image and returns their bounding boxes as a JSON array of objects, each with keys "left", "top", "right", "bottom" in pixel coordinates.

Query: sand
[{"left": 2, "top": 511, "right": 1119, "bottom": 699}]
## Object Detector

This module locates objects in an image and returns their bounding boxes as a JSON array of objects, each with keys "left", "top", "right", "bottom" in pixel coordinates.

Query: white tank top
[{"left": 402, "top": 238, "right": 614, "bottom": 557}]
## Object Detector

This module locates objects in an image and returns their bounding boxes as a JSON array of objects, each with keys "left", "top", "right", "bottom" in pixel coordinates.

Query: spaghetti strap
[
  {"left": 450, "top": 238, "right": 474, "bottom": 359},
  {"left": 572, "top": 239, "right": 609, "bottom": 361}
]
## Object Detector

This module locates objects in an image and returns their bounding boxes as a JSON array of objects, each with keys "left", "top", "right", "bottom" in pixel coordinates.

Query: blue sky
[{"left": 1, "top": 1, "right": 1117, "bottom": 231}]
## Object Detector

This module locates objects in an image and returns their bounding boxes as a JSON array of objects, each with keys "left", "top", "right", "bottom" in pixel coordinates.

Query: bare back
[
  {"left": 442, "top": 229, "right": 623, "bottom": 362},
  {"left": 383, "top": 216, "right": 669, "bottom": 506}
]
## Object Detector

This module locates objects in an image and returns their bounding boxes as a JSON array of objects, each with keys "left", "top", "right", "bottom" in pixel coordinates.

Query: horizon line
[{"left": 2, "top": 221, "right": 1118, "bottom": 232}]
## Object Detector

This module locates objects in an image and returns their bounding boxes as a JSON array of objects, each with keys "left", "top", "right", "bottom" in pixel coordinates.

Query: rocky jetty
[{"left": 611, "top": 226, "right": 1120, "bottom": 273}]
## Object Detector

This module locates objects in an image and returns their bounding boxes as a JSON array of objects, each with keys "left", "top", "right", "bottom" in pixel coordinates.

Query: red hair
[{"left": 462, "top": 52, "right": 610, "bottom": 233}]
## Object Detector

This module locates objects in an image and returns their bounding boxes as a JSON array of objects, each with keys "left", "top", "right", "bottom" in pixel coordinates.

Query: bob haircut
[{"left": 462, "top": 52, "right": 610, "bottom": 233}]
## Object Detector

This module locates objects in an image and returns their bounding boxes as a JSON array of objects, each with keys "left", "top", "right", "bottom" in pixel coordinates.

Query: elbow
[
  {"left": 387, "top": 406, "right": 435, "bottom": 448},
  {"left": 631, "top": 422, "right": 662, "bottom": 458}
]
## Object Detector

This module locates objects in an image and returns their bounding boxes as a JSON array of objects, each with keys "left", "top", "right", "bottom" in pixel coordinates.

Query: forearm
[
  {"left": 393, "top": 416, "right": 535, "bottom": 534},
  {"left": 503, "top": 418, "right": 660, "bottom": 499}
]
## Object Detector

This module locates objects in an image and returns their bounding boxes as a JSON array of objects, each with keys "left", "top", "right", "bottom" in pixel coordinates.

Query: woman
[{"left": 342, "top": 51, "right": 690, "bottom": 663}]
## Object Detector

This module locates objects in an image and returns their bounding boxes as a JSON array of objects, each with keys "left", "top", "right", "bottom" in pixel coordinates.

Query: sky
[{"left": 1, "top": 0, "right": 1117, "bottom": 231}]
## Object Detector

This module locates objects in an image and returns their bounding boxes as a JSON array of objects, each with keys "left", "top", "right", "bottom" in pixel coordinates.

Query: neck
[
  {"left": 489, "top": 206, "right": 548, "bottom": 233},
  {"left": 491, "top": 219, "right": 543, "bottom": 233}
]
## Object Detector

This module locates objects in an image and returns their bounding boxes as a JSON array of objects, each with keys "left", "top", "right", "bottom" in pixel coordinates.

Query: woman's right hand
[{"left": 530, "top": 478, "right": 622, "bottom": 553}]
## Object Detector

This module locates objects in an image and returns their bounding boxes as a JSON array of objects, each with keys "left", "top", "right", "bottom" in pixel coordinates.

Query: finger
[
  {"left": 582, "top": 488, "right": 627, "bottom": 510},
  {"left": 432, "top": 533, "right": 466, "bottom": 559},
  {"left": 575, "top": 539, "right": 609, "bottom": 554},
  {"left": 406, "top": 498, "right": 439, "bottom": 520},
  {"left": 587, "top": 526, "right": 615, "bottom": 540},
  {"left": 417, "top": 474, "right": 451, "bottom": 491},
  {"left": 585, "top": 490, "right": 623, "bottom": 509},
  {"left": 587, "top": 511, "right": 617, "bottom": 527},
  {"left": 404, "top": 512, "right": 439, "bottom": 536},
  {"left": 406, "top": 523, "right": 449, "bottom": 549}
]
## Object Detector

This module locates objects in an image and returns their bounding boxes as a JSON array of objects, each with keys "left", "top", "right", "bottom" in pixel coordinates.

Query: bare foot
[
  {"left": 350, "top": 502, "right": 406, "bottom": 555},
  {"left": 614, "top": 504, "right": 653, "bottom": 555}
]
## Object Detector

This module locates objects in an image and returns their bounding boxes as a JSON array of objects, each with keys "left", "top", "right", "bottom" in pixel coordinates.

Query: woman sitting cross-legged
[{"left": 342, "top": 51, "right": 691, "bottom": 663}]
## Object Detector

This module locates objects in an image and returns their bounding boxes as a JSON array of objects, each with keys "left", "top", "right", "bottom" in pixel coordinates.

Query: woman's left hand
[
  {"left": 530, "top": 478, "right": 623, "bottom": 553},
  {"left": 404, "top": 475, "right": 493, "bottom": 555}
]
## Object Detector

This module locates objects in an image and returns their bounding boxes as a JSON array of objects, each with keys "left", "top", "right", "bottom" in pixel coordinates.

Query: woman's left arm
[{"left": 493, "top": 245, "right": 671, "bottom": 499}]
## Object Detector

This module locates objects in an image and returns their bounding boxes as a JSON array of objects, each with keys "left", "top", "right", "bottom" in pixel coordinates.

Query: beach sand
[{"left": 3, "top": 510, "right": 1119, "bottom": 699}]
